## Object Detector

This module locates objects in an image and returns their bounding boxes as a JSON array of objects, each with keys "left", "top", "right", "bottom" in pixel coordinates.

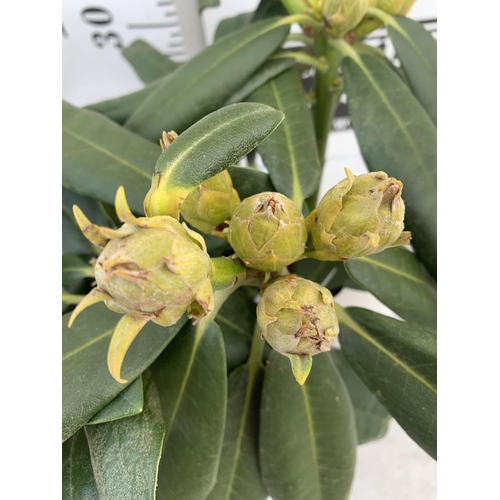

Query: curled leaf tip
[
  {"left": 68, "top": 288, "right": 108, "bottom": 328},
  {"left": 288, "top": 354, "right": 313, "bottom": 385},
  {"left": 115, "top": 186, "right": 139, "bottom": 225},
  {"left": 72, "top": 204, "right": 110, "bottom": 248},
  {"left": 107, "top": 314, "right": 151, "bottom": 384}
]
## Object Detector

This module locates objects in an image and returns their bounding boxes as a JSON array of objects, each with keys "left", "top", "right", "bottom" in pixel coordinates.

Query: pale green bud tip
[
  {"left": 306, "top": 168, "right": 410, "bottom": 261},
  {"left": 68, "top": 187, "right": 214, "bottom": 382},
  {"left": 227, "top": 192, "right": 307, "bottom": 272},
  {"left": 257, "top": 276, "right": 339, "bottom": 373},
  {"left": 181, "top": 170, "right": 240, "bottom": 237}
]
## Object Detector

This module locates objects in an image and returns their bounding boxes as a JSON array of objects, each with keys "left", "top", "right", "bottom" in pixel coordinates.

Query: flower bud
[
  {"left": 68, "top": 186, "right": 214, "bottom": 383},
  {"left": 306, "top": 168, "right": 411, "bottom": 261},
  {"left": 227, "top": 192, "right": 307, "bottom": 272},
  {"left": 257, "top": 275, "right": 339, "bottom": 384},
  {"left": 181, "top": 171, "right": 240, "bottom": 237}
]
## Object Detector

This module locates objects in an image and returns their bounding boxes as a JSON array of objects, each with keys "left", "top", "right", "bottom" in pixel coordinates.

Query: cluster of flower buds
[
  {"left": 68, "top": 153, "right": 410, "bottom": 386},
  {"left": 282, "top": 0, "right": 370, "bottom": 38},
  {"left": 68, "top": 186, "right": 214, "bottom": 383}
]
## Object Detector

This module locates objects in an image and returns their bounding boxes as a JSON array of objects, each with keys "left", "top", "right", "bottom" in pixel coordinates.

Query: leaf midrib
[
  {"left": 355, "top": 256, "right": 430, "bottom": 285},
  {"left": 63, "top": 328, "right": 114, "bottom": 362},
  {"left": 131, "top": 20, "right": 283, "bottom": 125},
  {"left": 338, "top": 308, "right": 436, "bottom": 394},
  {"left": 269, "top": 78, "right": 304, "bottom": 207},
  {"left": 63, "top": 126, "right": 151, "bottom": 180},
  {"left": 347, "top": 53, "right": 436, "bottom": 193}
]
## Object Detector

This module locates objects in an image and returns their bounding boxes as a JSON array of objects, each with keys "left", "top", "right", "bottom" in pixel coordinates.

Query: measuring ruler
[{"left": 62, "top": 0, "right": 206, "bottom": 106}]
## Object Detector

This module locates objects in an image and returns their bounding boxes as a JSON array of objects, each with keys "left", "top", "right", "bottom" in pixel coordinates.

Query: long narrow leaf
[
  {"left": 125, "top": 18, "right": 290, "bottom": 140},
  {"left": 345, "top": 247, "right": 437, "bottom": 329},
  {"left": 247, "top": 69, "right": 321, "bottom": 207},
  {"left": 85, "top": 371, "right": 165, "bottom": 500},
  {"left": 260, "top": 351, "right": 357, "bottom": 500},
  {"left": 62, "top": 101, "right": 160, "bottom": 214},
  {"left": 343, "top": 52, "right": 437, "bottom": 280},
  {"left": 338, "top": 306, "right": 437, "bottom": 459},
  {"left": 152, "top": 321, "right": 227, "bottom": 500}
]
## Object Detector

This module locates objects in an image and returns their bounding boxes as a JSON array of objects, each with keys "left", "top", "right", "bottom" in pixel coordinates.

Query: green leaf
[
  {"left": 247, "top": 68, "right": 321, "bottom": 207},
  {"left": 62, "top": 254, "right": 94, "bottom": 289},
  {"left": 352, "top": 42, "right": 407, "bottom": 82},
  {"left": 152, "top": 321, "right": 227, "bottom": 500},
  {"left": 260, "top": 350, "right": 357, "bottom": 500},
  {"left": 388, "top": 16, "right": 437, "bottom": 124},
  {"left": 227, "top": 57, "right": 295, "bottom": 105},
  {"left": 337, "top": 306, "right": 437, "bottom": 459},
  {"left": 62, "top": 101, "right": 160, "bottom": 214},
  {"left": 122, "top": 40, "right": 180, "bottom": 84},
  {"left": 228, "top": 165, "right": 275, "bottom": 200},
  {"left": 330, "top": 349, "right": 390, "bottom": 445},
  {"left": 214, "top": 12, "right": 253, "bottom": 41},
  {"left": 207, "top": 364, "right": 266, "bottom": 500},
  {"left": 252, "top": 0, "right": 289, "bottom": 21},
  {"left": 125, "top": 18, "right": 290, "bottom": 140},
  {"left": 342, "top": 52, "right": 437, "bottom": 280},
  {"left": 294, "top": 259, "right": 360, "bottom": 292},
  {"left": 345, "top": 247, "right": 437, "bottom": 329},
  {"left": 62, "top": 429, "right": 99, "bottom": 500},
  {"left": 86, "top": 80, "right": 162, "bottom": 125},
  {"left": 199, "top": 0, "right": 219, "bottom": 12},
  {"left": 216, "top": 288, "right": 255, "bottom": 371},
  {"left": 63, "top": 187, "right": 113, "bottom": 227},
  {"left": 62, "top": 303, "right": 186, "bottom": 442},
  {"left": 85, "top": 371, "right": 165, "bottom": 500},
  {"left": 144, "top": 103, "right": 284, "bottom": 217},
  {"left": 87, "top": 376, "right": 144, "bottom": 425}
]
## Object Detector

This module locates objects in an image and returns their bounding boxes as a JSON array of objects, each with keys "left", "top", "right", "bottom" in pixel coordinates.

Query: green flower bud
[
  {"left": 257, "top": 275, "right": 339, "bottom": 384},
  {"left": 354, "top": 0, "right": 416, "bottom": 38},
  {"left": 306, "top": 168, "right": 411, "bottom": 261},
  {"left": 180, "top": 171, "right": 241, "bottom": 237},
  {"left": 227, "top": 192, "right": 307, "bottom": 272},
  {"left": 282, "top": 0, "right": 369, "bottom": 38},
  {"left": 68, "top": 186, "right": 214, "bottom": 383}
]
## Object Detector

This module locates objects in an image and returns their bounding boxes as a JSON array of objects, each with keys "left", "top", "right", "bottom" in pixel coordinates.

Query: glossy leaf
[
  {"left": 252, "top": 0, "right": 288, "bottom": 21},
  {"left": 260, "top": 350, "right": 357, "bottom": 500},
  {"left": 62, "top": 254, "right": 94, "bottom": 289},
  {"left": 388, "top": 16, "right": 437, "bottom": 124},
  {"left": 330, "top": 349, "right": 390, "bottom": 445},
  {"left": 85, "top": 371, "right": 165, "bottom": 500},
  {"left": 62, "top": 429, "right": 99, "bottom": 500},
  {"left": 62, "top": 303, "right": 186, "bottom": 442},
  {"left": 227, "top": 57, "right": 295, "bottom": 105},
  {"left": 144, "top": 103, "right": 283, "bottom": 217},
  {"left": 338, "top": 306, "right": 437, "bottom": 459},
  {"left": 207, "top": 364, "right": 266, "bottom": 500},
  {"left": 345, "top": 247, "right": 437, "bottom": 329},
  {"left": 247, "top": 68, "right": 321, "bottom": 207},
  {"left": 352, "top": 42, "right": 406, "bottom": 82},
  {"left": 343, "top": 53, "right": 437, "bottom": 280},
  {"left": 86, "top": 81, "right": 161, "bottom": 125},
  {"left": 216, "top": 288, "right": 255, "bottom": 371},
  {"left": 228, "top": 165, "right": 275, "bottom": 200},
  {"left": 122, "top": 40, "right": 180, "bottom": 84},
  {"left": 87, "top": 376, "right": 144, "bottom": 425},
  {"left": 125, "top": 18, "right": 290, "bottom": 140},
  {"left": 214, "top": 12, "right": 253, "bottom": 41},
  {"left": 152, "top": 321, "right": 227, "bottom": 500},
  {"left": 62, "top": 101, "right": 160, "bottom": 214},
  {"left": 294, "top": 259, "right": 360, "bottom": 292}
]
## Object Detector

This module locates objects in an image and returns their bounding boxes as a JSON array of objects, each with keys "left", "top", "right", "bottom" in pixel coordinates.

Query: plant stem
[
  {"left": 286, "top": 32, "right": 315, "bottom": 47},
  {"left": 246, "top": 322, "right": 265, "bottom": 375},
  {"left": 272, "top": 51, "right": 328, "bottom": 73}
]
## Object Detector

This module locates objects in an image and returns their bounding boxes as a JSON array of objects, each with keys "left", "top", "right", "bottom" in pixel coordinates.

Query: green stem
[
  {"left": 272, "top": 51, "right": 328, "bottom": 73},
  {"left": 246, "top": 323, "right": 264, "bottom": 374},
  {"left": 210, "top": 256, "right": 264, "bottom": 292}
]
